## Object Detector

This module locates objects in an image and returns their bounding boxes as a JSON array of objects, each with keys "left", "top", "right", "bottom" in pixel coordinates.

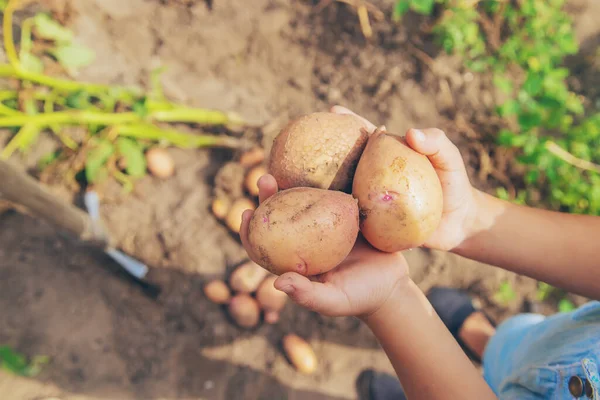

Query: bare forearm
[
  {"left": 455, "top": 190, "right": 600, "bottom": 299},
  {"left": 363, "top": 279, "right": 495, "bottom": 400}
]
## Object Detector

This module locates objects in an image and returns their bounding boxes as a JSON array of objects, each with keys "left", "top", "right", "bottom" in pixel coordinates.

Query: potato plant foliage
[{"left": 395, "top": 0, "right": 600, "bottom": 215}]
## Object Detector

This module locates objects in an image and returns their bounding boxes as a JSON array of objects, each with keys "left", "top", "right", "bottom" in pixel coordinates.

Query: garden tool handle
[{"left": 0, "top": 159, "right": 110, "bottom": 247}]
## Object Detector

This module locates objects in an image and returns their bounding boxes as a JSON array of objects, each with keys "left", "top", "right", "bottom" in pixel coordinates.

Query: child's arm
[
  {"left": 240, "top": 175, "right": 496, "bottom": 400},
  {"left": 363, "top": 279, "right": 496, "bottom": 400},
  {"left": 455, "top": 189, "right": 600, "bottom": 299}
]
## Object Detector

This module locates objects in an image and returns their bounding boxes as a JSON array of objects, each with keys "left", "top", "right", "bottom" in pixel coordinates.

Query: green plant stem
[
  {"left": 0, "top": 110, "right": 140, "bottom": 127},
  {"left": 114, "top": 124, "right": 244, "bottom": 149},
  {"left": 0, "top": 64, "right": 139, "bottom": 101},
  {"left": 152, "top": 108, "right": 243, "bottom": 125},
  {"left": 3, "top": 0, "right": 21, "bottom": 69}
]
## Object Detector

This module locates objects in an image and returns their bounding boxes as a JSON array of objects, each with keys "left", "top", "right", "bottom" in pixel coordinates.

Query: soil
[{"left": 0, "top": 0, "right": 598, "bottom": 399}]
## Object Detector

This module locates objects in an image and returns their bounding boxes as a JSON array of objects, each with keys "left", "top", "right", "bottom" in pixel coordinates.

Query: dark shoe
[
  {"left": 427, "top": 286, "right": 496, "bottom": 363},
  {"left": 356, "top": 369, "right": 407, "bottom": 400}
]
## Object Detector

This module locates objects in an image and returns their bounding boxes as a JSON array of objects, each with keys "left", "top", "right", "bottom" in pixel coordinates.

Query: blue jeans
[{"left": 483, "top": 301, "right": 600, "bottom": 399}]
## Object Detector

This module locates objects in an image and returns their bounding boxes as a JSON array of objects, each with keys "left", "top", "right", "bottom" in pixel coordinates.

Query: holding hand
[
  {"left": 240, "top": 174, "right": 409, "bottom": 318},
  {"left": 332, "top": 106, "right": 478, "bottom": 251}
]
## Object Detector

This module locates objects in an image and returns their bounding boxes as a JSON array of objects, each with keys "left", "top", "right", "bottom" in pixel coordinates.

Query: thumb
[
  {"left": 405, "top": 128, "right": 465, "bottom": 173},
  {"left": 274, "top": 272, "right": 350, "bottom": 317}
]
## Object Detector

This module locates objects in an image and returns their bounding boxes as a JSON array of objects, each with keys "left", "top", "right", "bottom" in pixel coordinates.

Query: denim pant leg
[{"left": 482, "top": 313, "right": 546, "bottom": 394}]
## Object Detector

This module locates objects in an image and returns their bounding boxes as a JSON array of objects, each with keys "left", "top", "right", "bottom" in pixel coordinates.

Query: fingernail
[
  {"left": 413, "top": 129, "right": 426, "bottom": 142},
  {"left": 278, "top": 285, "right": 295, "bottom": 295}
]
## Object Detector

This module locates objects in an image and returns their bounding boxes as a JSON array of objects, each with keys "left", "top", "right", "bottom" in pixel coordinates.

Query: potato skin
[
  {"left": 268, "top": 112, "right": 370, "bottom": 192},
  {"left": 247, "top": 187, "right": 359, "bottom": 276},
  {"left": 352, "top": 130, "right": 443, "bottom": 252}
]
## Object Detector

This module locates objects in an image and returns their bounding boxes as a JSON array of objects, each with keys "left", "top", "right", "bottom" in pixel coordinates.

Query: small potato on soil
[
  {"left": 256, "top": 275, "right": 287, "bottom": 313},
  {"left": 225, "top": 197, "right": 256, "bottom": 234},
  {"left": 203, "top": 280, "right": 231, "bottom": 304},
  {"left": 229, "top": 261, "right": 269, "bottom": 293},
  {"left": 211, "top": 197, "right": 231, "bottom": 220},
  {"left": 146, "top": 147, "right": 175, "bottom": 178},
  {"left": 239, "top": 147, "right": 265, "bottom": 167},
  {"left": 246, "top": 187, "right": 359, "bottom": 276},
  {"left": 228, "top": 294, "right": 261, "bottom": 328},
  {"left": 282, "top": 334, "right": 317, "bottom": 375},
  {"left": 245, "top": 165, "right": 267, "bottom": 197},
  {"left": 268, "top": 112, "right": 370, "bottom": 192}
]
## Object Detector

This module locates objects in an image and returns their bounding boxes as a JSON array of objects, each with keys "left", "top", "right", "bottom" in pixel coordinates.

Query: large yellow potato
[
  {"left": 268, "top": 112, "right": 370, "bottom": 192},
  {"left": 352, "top": 129, "right": 443, "bottom": 252},
  {"left": 246, "top": 187, "right": 359, "bottom": 276}
]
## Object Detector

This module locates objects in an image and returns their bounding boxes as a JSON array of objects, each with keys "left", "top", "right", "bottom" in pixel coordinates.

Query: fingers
[
  {"left": 405, "top": 128, "right": 466, "bottom": 173},
  {"left": 257, "top": 174, "right": 278, "bottom": 204},
  {"left": 274, "top": 272, "right": 350, "bottom": 316},
  {"left": 330, "top": 105, "right": 377, "bottom": 133}
]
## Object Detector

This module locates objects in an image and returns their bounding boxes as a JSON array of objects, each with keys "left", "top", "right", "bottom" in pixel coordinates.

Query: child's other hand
[
  {"left": 331, "top": 106, "right": 478, "bottom": 252},
  {"left": 240, "top": 174, "right": 410, "bottom": 318}
]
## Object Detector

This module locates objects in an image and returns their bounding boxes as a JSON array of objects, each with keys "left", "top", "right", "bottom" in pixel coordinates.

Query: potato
[
  {"left": 246, "top": 187, "right": 359, "bottom": 276},
  {"left": 229, "top": 261, "right": 269, "bottom": 293},
  {"left": 264, "top": 310, "right": 280, "bottom": 324},
  {"left": 203, "top": 280, "right": 231, "bottom": 304},
  {"left": 268, "top": 112, "right": 370, "bottom": 192},
  {"left": 212, "top": 196, "right": 231, "bottom": 220},
  {"left": 245, "top": 165, "right": 267, "bottom": 197},
  {"left": 228, "top": 294, "right": 261, "bottom": 328},
  {"left": 256, "top": 276, "right": 287, "bottom": 313},
  {"left": 282, "top": 334, "right": 317, "bottom": 375},
  {"left": 225, "top": 197, "right": 256, "bottom": 234},
  {"left": 239, "top": 147, "right": 265, "bottom": 167},
  {"left": 146, "top": 147, "right": 175, "bottom": 178},
  {"left": 352, "top": 129, "right": 443, "bottom": 252}
]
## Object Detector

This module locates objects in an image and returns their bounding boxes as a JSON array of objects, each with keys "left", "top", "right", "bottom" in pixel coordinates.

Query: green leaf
[
  {"left": 0, "top": 0, "right": 8, "bottom": 11},
  {"left": 132, "top": 97, "right": 149, "bottom": 118},
  {"left": 525, "top": 169, "right": 539, "bottom": 184},
  {"left": 558, "top": 298, "right": 576, "bottom": 313},
  {"left": 50, "top": 43, "right": 95, "bottom": 72},
  {"left": 392, "top": 0, "right": 411, "bottom": 21},
  {"left": 33, "top": 14, "right": 73, "bottom": 43},
  {"left": 410, "top": 0, "right": 435, "bottom": 15},
  {"left": 518, "top": 110, "right": 543, "bottom": 131},
  {"left": 0, "top": 346, "right": 48, "bottom": 377},
  {"left": 497, "top": 100, "right": 520, "bottom": 117},
  {"left": 494, "top": 281, "right": 516, "bottom": 305},
  {"left": 20, "top": 53, "right": 44, "bottom": 74},
  {"left": 522, "top": 73, "right": 543, "bottom": 96},
  {"left": 116, "top": 138, "right": 146, "bottom": 178},
  {"left": 493, "top": 74, "right": 513, "bottom": 94},
  {"left": 536, "top": 282, "right": 554, "bottom": 301},
  {"left": 85, "top": 139, "right": 115, "bottom": 183},
  {"left": 65, "top": 91, "right": 92, "bottom": 110}
]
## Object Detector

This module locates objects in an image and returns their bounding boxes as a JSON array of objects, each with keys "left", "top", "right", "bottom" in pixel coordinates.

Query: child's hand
[
  {"left": 331, "top": 106, "right": 478, "bottom": 251},
  {"left": 240, "top": 174, "right": 409, "bottom": 318}
]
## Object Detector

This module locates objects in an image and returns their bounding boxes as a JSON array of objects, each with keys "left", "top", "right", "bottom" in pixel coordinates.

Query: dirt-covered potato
[
  {"left": 225, "top": 197, "right": 256, "bottom": 234},
  {"left": 146, "top": 147, "right": 175, "bottom": 178},
  {"left": 268, "top": 112, "right": 370, "bottom": 192},
  {"left": 256, "top": 275, "right": 287, "bottom": 312},
  {"left": 246, "top": 187, "right": 359, "bottom": 276},
  {"left": 211, "top": 196, "right": 231, "bottom": 220},
  {"left": 245, "top": 165, "right": 267, "bottom": 197},
  {"left": 282, "top": 334, "right": 317, "bottom": 375},
  {"left": 352, "top": 129, "right": 443, "bottom": 252},
  {"left": 203, "top": 279, "right": 231, "bottom": 304},
  {"left": 228, "top": 294, "right": 261, "bottom": 328},
  {"left": 229, "top": 261, "right": 269, "bottom": 293}
]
